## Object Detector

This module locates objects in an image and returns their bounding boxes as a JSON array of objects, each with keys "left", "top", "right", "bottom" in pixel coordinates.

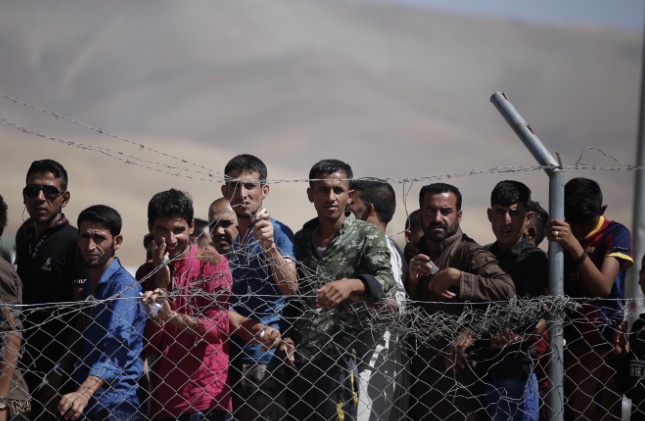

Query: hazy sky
[{"left": 384, "top": 0, "right": 645, "bottom": 30}]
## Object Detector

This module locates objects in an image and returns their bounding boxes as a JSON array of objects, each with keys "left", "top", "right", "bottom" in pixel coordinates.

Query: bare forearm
[
  {"left": 0, "top": 333, "right": 21, "bottom": 396},
  {"left": 266, "top": 246, "right": 298, "bottom": 295}
]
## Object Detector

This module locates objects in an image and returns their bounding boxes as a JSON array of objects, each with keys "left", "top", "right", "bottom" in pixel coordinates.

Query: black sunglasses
[{"left": 23, "top": 184, "right": 64, "bottom": 201}]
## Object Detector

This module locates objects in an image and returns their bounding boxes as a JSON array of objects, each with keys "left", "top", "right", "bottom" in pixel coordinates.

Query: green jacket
[{"left": 293, "top": 213, "right": 396, "bottom": 360}]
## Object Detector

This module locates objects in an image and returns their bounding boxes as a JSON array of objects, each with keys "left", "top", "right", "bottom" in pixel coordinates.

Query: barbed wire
[{"left": 2, "top": 94, "right": 643, "bottom": 187}]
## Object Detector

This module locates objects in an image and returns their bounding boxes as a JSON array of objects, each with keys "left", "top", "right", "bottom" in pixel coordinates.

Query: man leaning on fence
[
  {"left": 43, "top": 205, "right": 145, "bottom": 420},
  {"left": 13, "top": 159, "right": 86, "bottom": 419},
  {"left": 405, "top": 182, "right": 516, "bottom": 421},
  {"left": 140, "top": 189, "right": 233, "bottom": 421},
  {"left": 546, "top": 177, "right": 633, "bottom": 420},
  {"left": 288, "top": 159, "right": 396, "bottom": 421},
  {"left": 483, "top": 180, "right": 548, "bottom": 421},
  {"left": 220, "top": 154, "right": 297, "bottom": 420},
  {"left": 0, "top": 195, "right": 30, "bottom": 420}
]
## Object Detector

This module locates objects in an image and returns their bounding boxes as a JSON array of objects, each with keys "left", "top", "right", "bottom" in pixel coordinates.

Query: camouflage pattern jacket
[{"left": 293, "top": 213, "right": 396, "bottom": 360}]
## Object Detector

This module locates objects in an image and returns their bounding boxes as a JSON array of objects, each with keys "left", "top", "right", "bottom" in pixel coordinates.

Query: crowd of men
[{"left": 0, "top": 156, "right": 641, "bottom": 421}]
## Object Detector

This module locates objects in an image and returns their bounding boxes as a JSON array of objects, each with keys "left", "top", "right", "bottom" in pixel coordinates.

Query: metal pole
[
  {"left": 627, "top": 9, "right": 645, "bottom": 327},
  {"left": 490, "top": 91, "right": 565, "bottom": 421}
]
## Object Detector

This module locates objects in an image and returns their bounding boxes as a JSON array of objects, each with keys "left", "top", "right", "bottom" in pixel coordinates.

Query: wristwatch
[{"left": 0, "top": 397, "right": 7, "bottom": 410}]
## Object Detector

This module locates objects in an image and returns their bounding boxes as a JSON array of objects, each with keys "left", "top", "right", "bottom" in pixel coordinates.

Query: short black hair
[
  {"left": 224, "top": 154, "right": 268, "bottom": 184},
  {"left": 193, "top": 218, "right": 209, "bottom": 238},
  {"left": 308, "top": 159, "right": 353, "bottom": 187},
  {"left": 77, "top": 205, "right": 122, "bottom": 236},
  {"left": 0, "top": 195, "right": 7, "bottom": 236},
  {"left": 26, "top": 159, "right": 69, "bottom": 191},
  {"left": 405, "top": 209, "right": 421, "bottom": 232},
  {"left": 147, "top": 189, "right": 194, "bottom": 227},
  {"left": 528, "top": 200, "right": 548, "bottom": 246},
  {"left": 351, "top": 178, "right": 396, "bottom": 224},
  {"left": 419, "top": 183, "right": 462, "bottom": 211},
  {"left": 490, "top": 180, "right": 531, "bottom": 208},
  {"left": 143, "top": 233, "right": 154, "bottom": 250},
  {"left": 564, "top": 177, "right": 603, "bottom": 225}
]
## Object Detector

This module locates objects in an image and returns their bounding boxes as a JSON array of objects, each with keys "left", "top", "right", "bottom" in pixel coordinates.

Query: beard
[
  {"left": 424, "top": 221, "right": 458, "bottom": 242},
  {"left": 85, "top": 247, "right": 116, "bottom": 268}
]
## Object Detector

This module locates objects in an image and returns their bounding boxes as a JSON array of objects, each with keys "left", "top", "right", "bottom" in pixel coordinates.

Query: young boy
[{"left": 547, "top": 177, "right": 633, "bottom": 419}]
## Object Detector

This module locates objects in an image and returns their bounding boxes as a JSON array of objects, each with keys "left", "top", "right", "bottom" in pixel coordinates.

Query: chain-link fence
[{"left": 3, "top": 286, "right": 644, "bottom": 420}]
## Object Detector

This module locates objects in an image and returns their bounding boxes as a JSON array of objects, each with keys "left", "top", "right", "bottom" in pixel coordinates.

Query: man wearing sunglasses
[{"left": 14, "top": 159, "right": 86, "bottom": 419}]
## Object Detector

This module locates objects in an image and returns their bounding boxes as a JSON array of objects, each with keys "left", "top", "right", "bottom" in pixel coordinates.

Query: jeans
[{"left": 481, "top": 363, "right": 540, "bottom": 421}]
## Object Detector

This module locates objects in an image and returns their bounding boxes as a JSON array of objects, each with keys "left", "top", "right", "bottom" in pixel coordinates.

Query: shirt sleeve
[
  {"left": 65, "top": 236, "right": 87, "bottom": 289},
  {"left": 89, "top": 282, "right": 144, "bottom": 384},
  {"left": 274, "top": 222, "right": 296, "bottom": 261},
  {"left": 459, "top": 246, "right": 516, "bottom": 301},
  {"left": 358, "top": 228, "right": 396, "bottom": 301},
  {"left": 0, "top": 262, "right": 23, "bottom": 331},
  {"left": 606, "top": 223, "right": 633, "bottom": 270}
]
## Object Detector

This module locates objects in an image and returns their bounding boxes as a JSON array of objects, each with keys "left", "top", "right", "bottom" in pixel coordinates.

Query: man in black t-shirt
[{"left": 14, "top": 159, "right": 85, "bottom": 419}]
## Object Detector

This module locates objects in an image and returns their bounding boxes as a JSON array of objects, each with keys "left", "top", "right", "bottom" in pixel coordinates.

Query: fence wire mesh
[{"left": 3, "top": 264, "right": 644, "bottom": 420}]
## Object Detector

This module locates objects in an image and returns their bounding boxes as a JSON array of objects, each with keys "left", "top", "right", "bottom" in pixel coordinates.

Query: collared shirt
[
  {"left": 229, "top": 217, "right": 295, "bottom": 365},
  {"left": 142, "top": 245, "right": 232, "bottom": 419},
  {"left": 293, "top": 213, "right": 396, "bottom": 360},
  {"left": 75, "top": 257, "right": 145, "bottom": 416},
  {"left": 15, "top": 216, "right": 86, "bottom": 305}
]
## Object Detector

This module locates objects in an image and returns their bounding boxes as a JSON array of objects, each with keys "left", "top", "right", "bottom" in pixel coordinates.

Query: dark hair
[
  {"left": 351, "top": 178, "right": 396, "bottom": 224},
  {"left": 308, "top": 159, "right": 353, "bottom": 187},
  {"left": 564, "top": 178, "right": 602, "bottom": 225},
  {"left": 405, "top": 209, "right": 421, "bottom": 232},
  {"left": 224, "top": 154, "right": 268, "bottom": 184},
  {"left": 419, "top": 183, "right": 462, "bottom": 211},
  {"left": 26, "top": 159, "right": 69, "bottom": 191},
  {"left": 147, "top": 189, "right": 194, "bottom": 227},
  {"left": 193, "top": 218, "right": 209, "bottom": 239},
  {"left": 143, "top": 233, "right": 154, "bottom": 250},
  {"left": 490, "top": 180, "right": 531, "bottom": 208},
  {"left": 528, "top": 200, "right": 548, "bottom": 246},
  {"left": 0, "top": 195, "right": 7, "bottom": 237},
  {"left": 77, "top": 205, "right": 122, "bottom": 236}
]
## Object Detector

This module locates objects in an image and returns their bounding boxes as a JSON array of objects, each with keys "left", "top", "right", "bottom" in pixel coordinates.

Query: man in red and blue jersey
[{"left": 547, "top": 177, "right": 633, "bottom": 420}]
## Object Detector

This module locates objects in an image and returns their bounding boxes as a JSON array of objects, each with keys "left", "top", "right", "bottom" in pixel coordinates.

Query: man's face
[
  {"left": 149, "top": 216, "right": 194, "bottom": 259},
  {"left": 221, "top": 170, "right": 268, "bottom": 219},
  {"left": 420, "top": 192, "right": 462, "bottom": 243},
  {"left": 348, "top": 191, "right": 367, "bottom": 221},
  {"left": 307, "top": 172, "right": 352, "bottom": 222},
  {"left": 23, "top": 171, "right": 69, "bottom": 226},
  {"left": 488, "top": 203, "right": 530, "bottom": 249},
  {"left": 208, "top": 203, "right": 239, "bottom": 255},
  {"left": 78, "top": 221, "right": 121, "bottom": 270}
]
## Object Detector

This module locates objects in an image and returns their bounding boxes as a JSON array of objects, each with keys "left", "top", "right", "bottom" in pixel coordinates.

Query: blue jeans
[{"left": 482, "top": 364, "right": 540, "bottom": 421}]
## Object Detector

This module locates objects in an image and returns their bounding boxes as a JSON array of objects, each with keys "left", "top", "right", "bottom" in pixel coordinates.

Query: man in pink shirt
[{"left": 141, "top": 189, "right": 233, "bottom": 421}]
